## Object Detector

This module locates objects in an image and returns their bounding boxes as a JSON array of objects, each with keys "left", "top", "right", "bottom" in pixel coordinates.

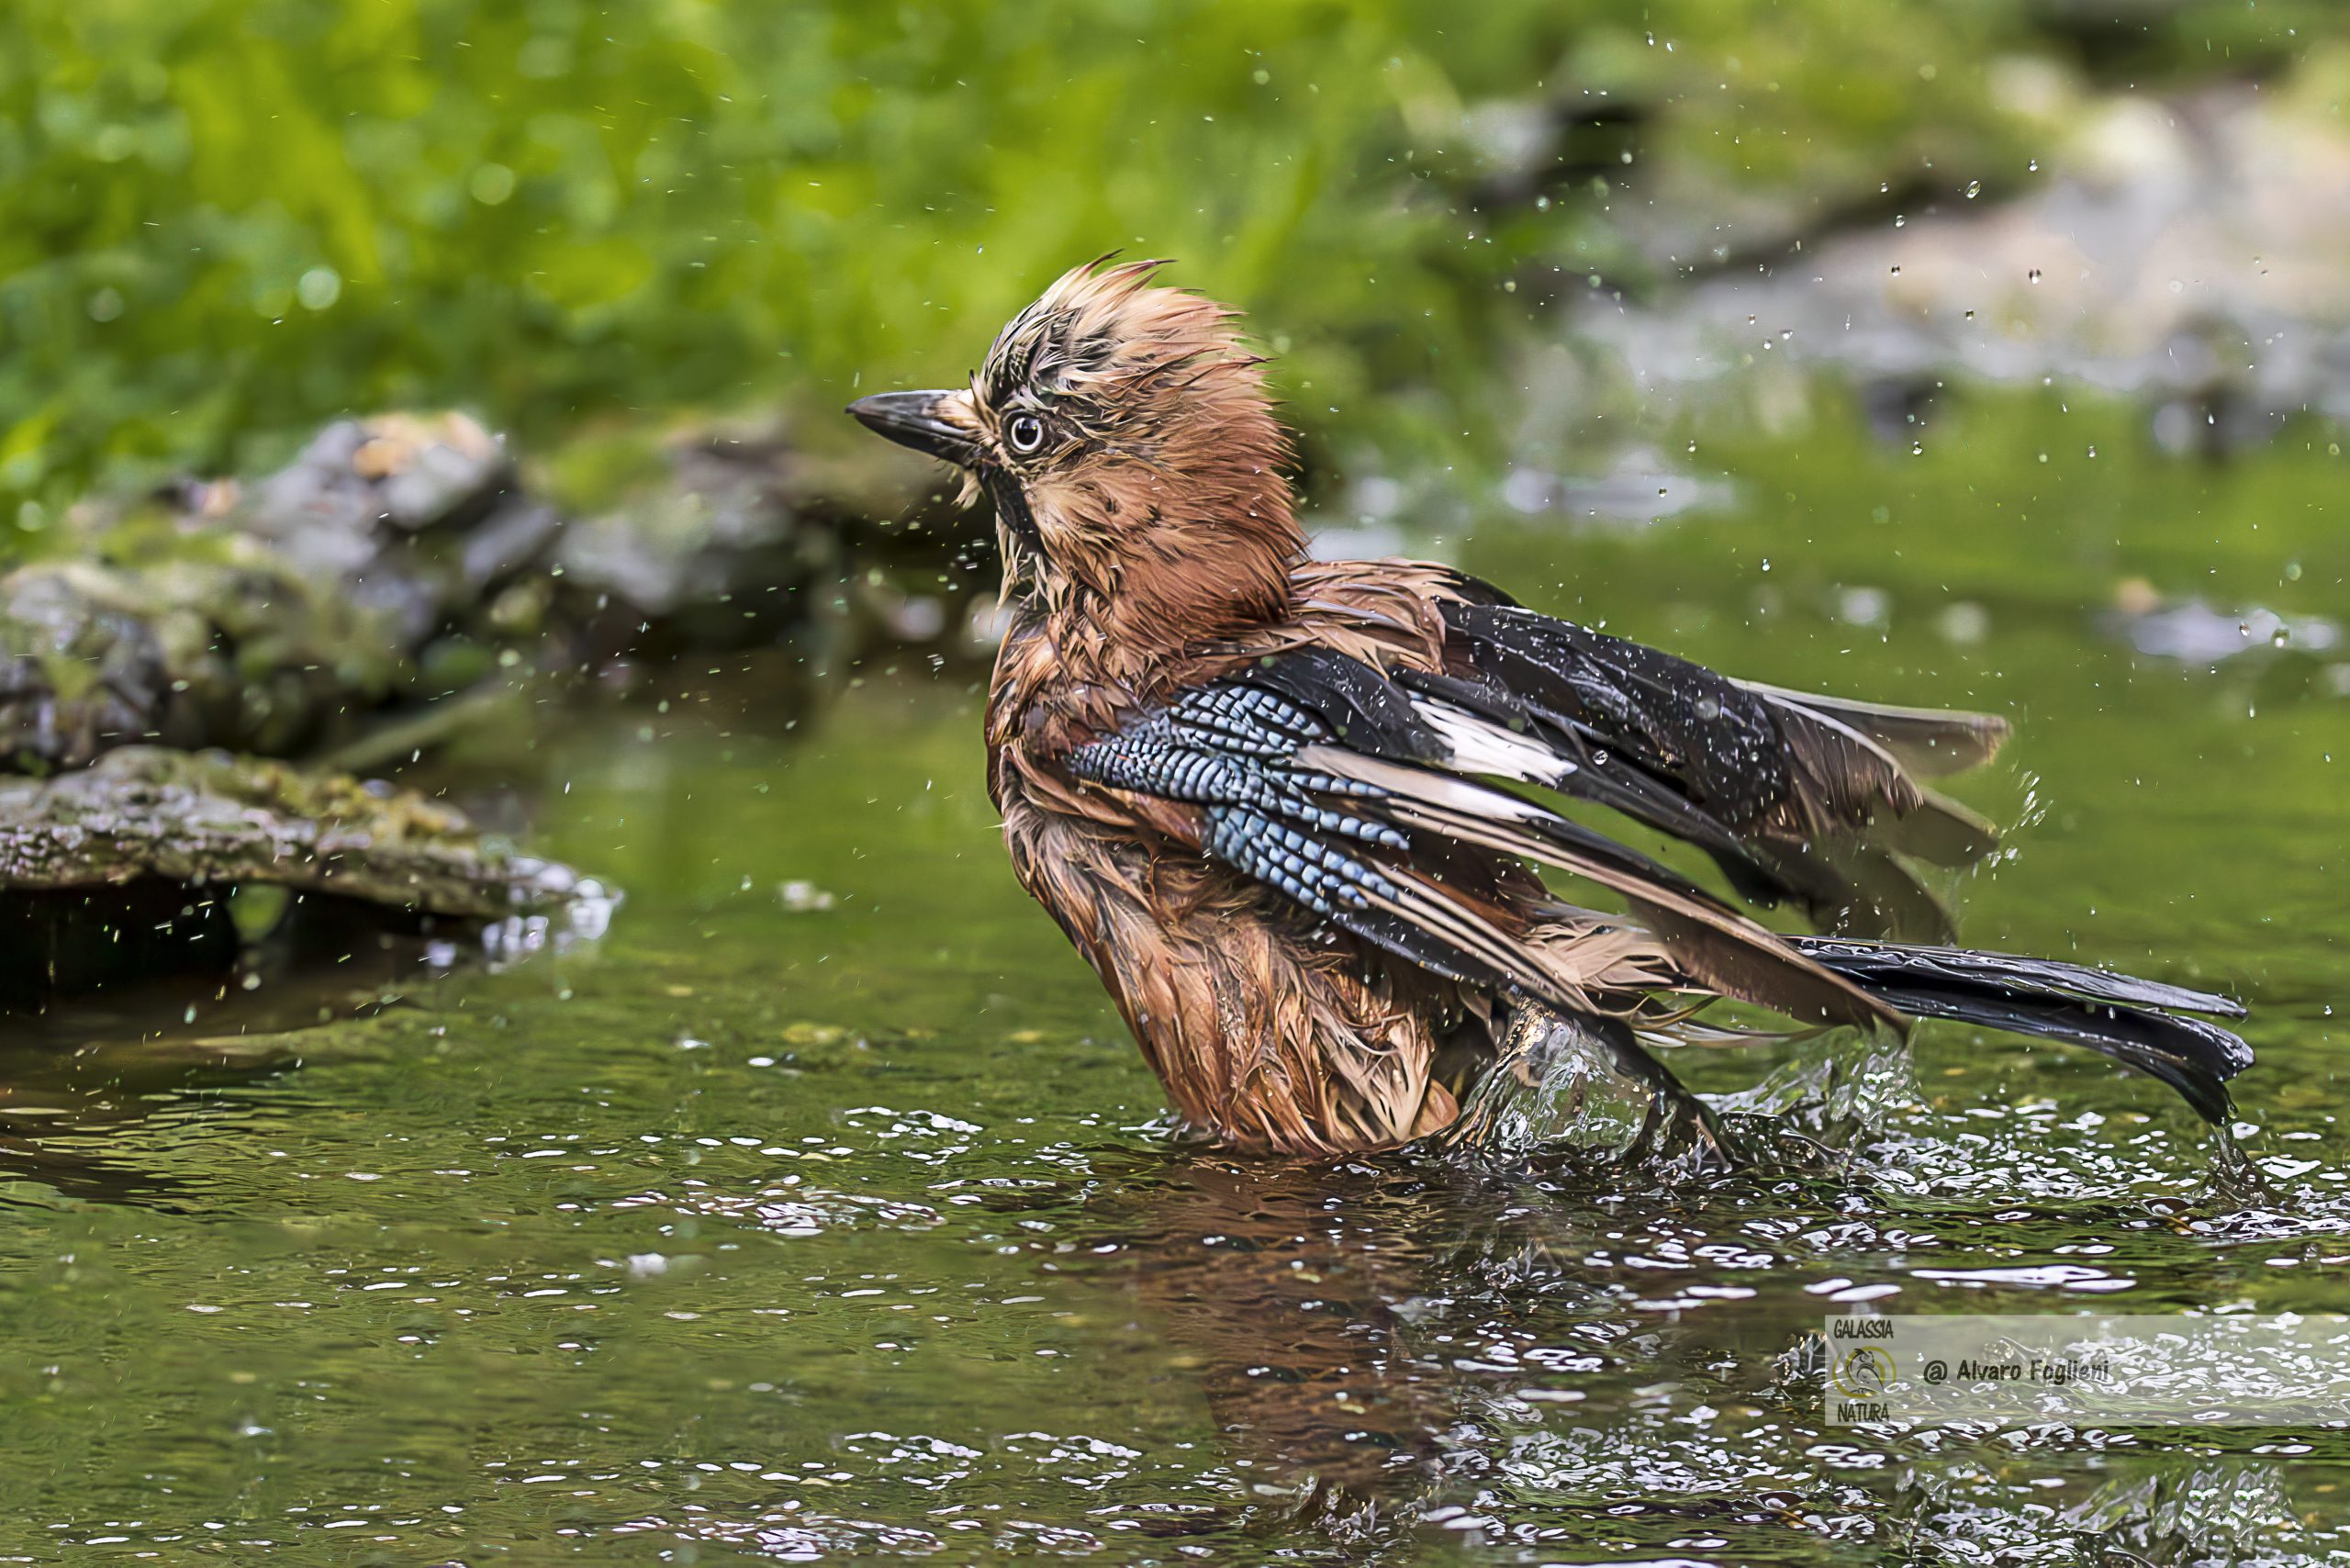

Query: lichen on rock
[
  {"left": 0, "top": 745, "right": 610, "bottom": 917},
  {"left": 0, "top": 746, "right": 616, "bottom": 1004}
]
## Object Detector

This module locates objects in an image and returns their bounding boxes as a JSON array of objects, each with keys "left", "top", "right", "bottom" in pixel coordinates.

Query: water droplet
[
  {"left": 1964, "top": 309, "right": 1975, "bottom": 320},
  {"left": 1889, "top": 264, "right": 1902, "bottom": 276},
  {"left": 2169, "top": 278, "right": 2185, "bottom": 294},
  {"left": 2028, "top": 268, "right": 2042, "bottom": 283},
  {"left": 2028, "top": 158, "right": 2040, "bottom": 172},
  {"left": 1894, "top": 214, "right": 1907, "bottom": 228},
  {"left": 2086, "top": 445, "right": 2098, "bottom": 458},
  {"left": 1964, "top": 179, "right": 1981, "bottom": 198},
  {"left": 1911, "top": 441, "right": 1924, "bottom": 455},
  {"left": 1693, "top": 696, "right": 1722, "bottom": 721}
]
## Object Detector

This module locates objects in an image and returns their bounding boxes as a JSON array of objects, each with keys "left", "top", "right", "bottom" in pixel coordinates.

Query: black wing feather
[
  {"left": 1065, "top": 644, "right": 2251, "bottom": 1124},
  {"left": 1439, "top": 596, "right": 2009, "bottom": 939},
  {"left": 1443, "top": 599, "right": 1792, "bottom": 823},
  {"left": 1239, "top": 644, "right": 1449, "bottom": 762},
  {"left": 1392, "top": 665, "right": 1802, "bottom": 902}
]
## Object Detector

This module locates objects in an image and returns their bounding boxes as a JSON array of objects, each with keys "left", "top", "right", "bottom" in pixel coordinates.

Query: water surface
[{"left": 5, "top": 391, "right": 2347, "bottom": 1562}]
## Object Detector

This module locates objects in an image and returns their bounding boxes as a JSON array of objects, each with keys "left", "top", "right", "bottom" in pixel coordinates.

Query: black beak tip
[{"left": 845, "top": 389, "right": 976, "bottom": 466}]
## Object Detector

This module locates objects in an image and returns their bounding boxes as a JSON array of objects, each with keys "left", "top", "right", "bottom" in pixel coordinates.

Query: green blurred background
[
  {"left": 10, "top": 7, "right": 2350, "bottom": 1559},
  {"left": 5, "top": 0, "right": 2344, "bottom": 548}
]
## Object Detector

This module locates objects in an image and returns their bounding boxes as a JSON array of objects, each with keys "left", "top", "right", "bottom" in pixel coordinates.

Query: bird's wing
[
  {"left": 1061, "top": 640, "right": 2250, "bottom": 1124},
  {"left": 1433, "top": 597, "right": 2012, "bottom": 940},
  {"left": 1062, "top": 646, "right": 1903, "bottom": 1034}
]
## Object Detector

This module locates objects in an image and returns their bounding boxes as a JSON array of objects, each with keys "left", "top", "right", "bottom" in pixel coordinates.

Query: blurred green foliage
[{"left": 1, "top": 0, "right": 2340, "bottom": 554}]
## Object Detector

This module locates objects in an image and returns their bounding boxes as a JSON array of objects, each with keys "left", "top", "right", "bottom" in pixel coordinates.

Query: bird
[{"left": 848, "top": 258, "right": 2250, "bottom": 1158}]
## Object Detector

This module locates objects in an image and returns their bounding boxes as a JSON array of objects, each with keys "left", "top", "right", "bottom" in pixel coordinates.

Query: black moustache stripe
[{"left": 981, "top": 467, "right": 1046, "bottom": 560}]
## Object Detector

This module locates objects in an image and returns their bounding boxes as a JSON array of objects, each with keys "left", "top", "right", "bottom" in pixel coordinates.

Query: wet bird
[{"left": 849, "top": 259, "right": 2249, "bottom": 1156}]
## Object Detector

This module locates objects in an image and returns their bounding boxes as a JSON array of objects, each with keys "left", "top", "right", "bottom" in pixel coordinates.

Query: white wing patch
[{"left": 1410, "top": 697, "right": 1572, "bottom": 786}]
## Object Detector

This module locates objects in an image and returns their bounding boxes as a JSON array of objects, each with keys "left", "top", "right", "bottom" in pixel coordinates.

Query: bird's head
[{"left": 850, "top": 259, "right": 1302, "bottom": 650}]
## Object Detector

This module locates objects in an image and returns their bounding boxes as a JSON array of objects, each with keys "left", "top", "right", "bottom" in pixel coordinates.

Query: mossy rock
[{"left": 0, "top": 746, "right": 616, "bottom": 1005}]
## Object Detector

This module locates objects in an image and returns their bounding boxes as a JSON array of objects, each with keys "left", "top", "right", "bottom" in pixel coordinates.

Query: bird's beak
[{"left": 846, "top": 389, "right": 980, "bottom": 468}]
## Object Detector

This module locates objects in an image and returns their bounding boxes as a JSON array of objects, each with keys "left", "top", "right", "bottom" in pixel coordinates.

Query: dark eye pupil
[{"left": 1009, "top": 415, "right": 1044, "bottom": 453}]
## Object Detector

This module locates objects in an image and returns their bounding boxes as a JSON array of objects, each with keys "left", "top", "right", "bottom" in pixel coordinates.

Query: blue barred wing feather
[
  {"left": 1063, "top": 635, "right": 2253, "bottom": 1124},
  {"left": 1066, "top": 650, "right": 1899, "bottom": 1032}
]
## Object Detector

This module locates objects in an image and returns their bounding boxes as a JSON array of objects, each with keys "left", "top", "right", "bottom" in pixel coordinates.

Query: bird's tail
[{"left": 1788, "top": 936, "right": 2252, "bottom": 1123}]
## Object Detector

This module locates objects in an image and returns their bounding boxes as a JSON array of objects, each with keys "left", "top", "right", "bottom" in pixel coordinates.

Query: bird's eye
[{"left": 1005, "top": 413, "right": 1046, "bottom": 455}]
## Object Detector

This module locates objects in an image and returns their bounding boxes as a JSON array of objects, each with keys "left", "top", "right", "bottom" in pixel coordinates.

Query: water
[{"left": 5, "top": 392, "right": 2347, "bottom": 1562}]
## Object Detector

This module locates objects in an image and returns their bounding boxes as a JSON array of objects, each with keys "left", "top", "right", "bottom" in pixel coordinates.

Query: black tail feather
[
  {"left": 1794, "top": 936, "right": 2252, "bottom": 1124},
  {"left": 1793, "top": 939, "right": 2246, "bottom": 1018}
]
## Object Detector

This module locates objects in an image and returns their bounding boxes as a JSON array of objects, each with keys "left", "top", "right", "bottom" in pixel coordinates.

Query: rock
[
  {"left": 0, "top": 407, "right": 986, "bottom": 774},
  {"left": 229, "top": 411, "right": 564, "bottom": 647},
  {"left": 0, "top": 745, "right": 608, "bottom": 917},
  {"left": 554, "top": 420, "right": 852, "bottom": 656},
  {"left": 1494, "top": 443, "right": 1736, "bottom": 527},
  {"left": 0, "top": 412, "right": 557, "bottom": 774},
  {"left": 1575, "top": 85, "right": 2350, "bottom": 451},
  {"left": 2100, "top": 589, "right": 2343, "bottom": 666},
  {"left": 0, "top": 546, "right": 419, "bottom": 773},
  {"left": 0, "top": 745, "right": 615, "bottom": 1004},
  {"left": 0, "top": 562, "right": 179, "bottom": 769},
  {"left": 550, "top": 412, "right": 981, "bottom": 666}
]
